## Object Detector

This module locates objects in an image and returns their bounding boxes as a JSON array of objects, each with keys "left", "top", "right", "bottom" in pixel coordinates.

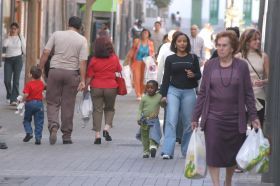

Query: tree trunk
[
  {"left": 61, "top": 0, "right": 67, "bottom": 30},
  {"left": 25, "top": 0, "right": 39, "bottom": 83},
  {"left": 84, "top": 0, "right": 96, "bottom": 48}
]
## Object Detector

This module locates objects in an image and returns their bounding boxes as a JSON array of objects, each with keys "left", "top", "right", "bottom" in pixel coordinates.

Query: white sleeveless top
[{"left": 246, "top": 51, "right": 266, "bottom": 110}]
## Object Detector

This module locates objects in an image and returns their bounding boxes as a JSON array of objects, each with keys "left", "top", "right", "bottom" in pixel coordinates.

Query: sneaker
[
  {"left": 0, "top": 143, "right": 8, "bottom": 149},
  {"left": 10, "top": 101, "right": 17, "bottom": 106},
  {"left": 162, "top": 154, "right": 173, "bottom": 160},
  {"left": 143, "top": 154, "right": 149, "bottom": 158},
  {"left": 150, "top": 146, "right": 157, "bottom": 158},
  {"left": 23, "top": 134, "right": 33, "bottom": 142},
  {"left": 49, "top": 128, "right": 57, "bottom": 145},
  {"left": 35, "top": 139, "right": 41, "bottom": 145}
]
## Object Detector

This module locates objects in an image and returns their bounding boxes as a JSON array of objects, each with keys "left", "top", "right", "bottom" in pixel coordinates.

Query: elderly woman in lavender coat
[{"left": 191, "top": 31, "right": 261, "bottom": 186}]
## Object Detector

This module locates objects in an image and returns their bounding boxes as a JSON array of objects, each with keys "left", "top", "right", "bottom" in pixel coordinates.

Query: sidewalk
[{"left": 0, "top": 66, "right": 273, "bottom": 186}]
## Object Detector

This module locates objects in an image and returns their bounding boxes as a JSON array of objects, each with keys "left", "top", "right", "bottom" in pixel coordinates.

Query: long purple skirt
[{"left": 204, "top": 119, "right": 246, "bottom": 167}]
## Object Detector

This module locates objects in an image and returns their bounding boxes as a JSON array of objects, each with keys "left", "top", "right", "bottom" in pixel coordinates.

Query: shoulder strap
[{"left": 246, "top": 57, "right": 261, "bottom": 79}]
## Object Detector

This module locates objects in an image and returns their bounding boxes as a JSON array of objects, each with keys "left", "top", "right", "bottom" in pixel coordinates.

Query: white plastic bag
[
  {"left": 79, "top": 91, "right": 93, "bottom": 128},
  {"left": 236, "top": 128, "right": 270, "bottom": 172},
  {"left": 184, "top": 129, "right": 207, "bottom": 179},
  {"left": 122, "top": 65, "right": 132, "bottom": 94},
  {"left": 143, "top": 56, "right": 158, "bottom": 83}
]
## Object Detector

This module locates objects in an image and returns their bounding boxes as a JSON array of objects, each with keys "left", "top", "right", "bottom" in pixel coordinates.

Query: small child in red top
[{"left": 22, "top": 66, "right": 45, "bottom": 145}]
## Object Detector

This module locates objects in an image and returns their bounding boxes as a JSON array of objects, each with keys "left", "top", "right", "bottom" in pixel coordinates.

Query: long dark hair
[
  {"left": 93, "top": 37, "right": 115, "bottom": 58},
  {"left": 170, "top": 32, "right": 191, "bottom": 54}
]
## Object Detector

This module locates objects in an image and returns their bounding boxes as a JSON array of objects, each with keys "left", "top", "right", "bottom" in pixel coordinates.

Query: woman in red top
[{"left": 86, "top": 37, "right": 122, "bottom": 144}]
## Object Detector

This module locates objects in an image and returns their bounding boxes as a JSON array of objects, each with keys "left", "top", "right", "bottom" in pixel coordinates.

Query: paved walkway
[{"left": 0, "top": 65, "right": 273, "bottom": 186}]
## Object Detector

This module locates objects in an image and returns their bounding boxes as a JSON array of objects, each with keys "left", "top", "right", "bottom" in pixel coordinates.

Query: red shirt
[
  {"left": 23, "top": 80, "right": 45, "bottom": 101},
  {"left": 87, "top": 54, "right": 122, "bottom": 88}
]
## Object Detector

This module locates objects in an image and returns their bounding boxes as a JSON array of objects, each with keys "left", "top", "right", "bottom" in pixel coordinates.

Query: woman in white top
[
  {"left": 3, "top": 22, "right": 26, "bottom": 105},
  {"left": 237, "top": 28, "right": 269, "bottom": 126}
]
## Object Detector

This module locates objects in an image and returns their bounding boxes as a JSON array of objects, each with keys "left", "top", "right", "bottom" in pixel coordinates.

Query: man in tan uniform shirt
[{"left": 39, "top": 16, "right": 88, "bottom": 145}]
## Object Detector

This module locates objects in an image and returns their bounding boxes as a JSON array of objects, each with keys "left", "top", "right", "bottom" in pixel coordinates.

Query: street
[{"left": 0, "top": 66, "right": 272, "bottom": 186}]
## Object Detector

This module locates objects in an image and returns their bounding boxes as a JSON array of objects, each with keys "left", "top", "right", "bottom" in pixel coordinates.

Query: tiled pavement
[{"left": 0, "top": 65, "right": 274, "bottom": 186}]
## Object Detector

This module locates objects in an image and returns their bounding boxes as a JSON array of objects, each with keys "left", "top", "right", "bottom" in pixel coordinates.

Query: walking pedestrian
[
  {"left": 125, "top": 28, "right": 155, "bottom": 100},
  {"left": 160, "top": 32, "right": 201, "bottom": 159},
  {"left": 191, "top": 31, "right": 261, "bottom": 186},
  {"left": 190, "top": 25, "right": 205, "bottom": 65},
  {"left": 21, "top": 66, "right": 45, "bottom": 145},
  {"left": 39, "top": 16, "right": 88, "bottom": 145},
  {"left": 151, "top": 21, "right": 165, "bottom": 56},
  {"left": 86, "top": 36, "right": 121, "bottom": 144},
  {"left": 137, "top": 80, "right": 162, "bottom": 158},
  {"left": 236, "top": 28, "right": 269, "bottom": 127},
  {"left": 3, "top": 22, "right": 26, "bottom": 105}
]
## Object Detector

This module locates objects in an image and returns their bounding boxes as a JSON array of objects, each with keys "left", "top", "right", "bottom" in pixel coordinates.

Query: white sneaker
[{"left": 162, "top": 154, "right": 170, "bottom": 159}]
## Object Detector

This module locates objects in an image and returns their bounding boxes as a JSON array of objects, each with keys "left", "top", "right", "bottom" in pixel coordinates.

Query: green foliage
[{"left": 151, "top": 0, "right": 172, "bottom": 9}]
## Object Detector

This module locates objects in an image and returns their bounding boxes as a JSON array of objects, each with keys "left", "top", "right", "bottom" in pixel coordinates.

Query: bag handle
[{"left": 246, "top": 57, "right": 261, "bottom": 79}]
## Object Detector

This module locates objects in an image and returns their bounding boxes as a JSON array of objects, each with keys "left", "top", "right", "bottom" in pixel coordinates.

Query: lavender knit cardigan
[{"left": 192, "top": 57, "right": 258, "bottom": 133}]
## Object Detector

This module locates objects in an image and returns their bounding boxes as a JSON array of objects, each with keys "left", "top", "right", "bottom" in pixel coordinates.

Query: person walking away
[
  {"left": 160, "top": 32, "right": 201, "bottom": 159},
  {"left": 39, "top": 16, "right": 88, "bottom": 145},
  {"left": 191, "top": 31, "right": 261, "bottom": 186},
  {"left": 86, "top": 37, "right": 121, "bottom": 144},
  {"left": 130, "top": 20, "right": 144, "bottom": 41},
  {"left": 3, "top": 22, "right": 26, "bottom": 105},
  {"left": 137, "top": 80, "right": 162, "bottom": 158},
  {"left": 125, "top": 28, "right": 155, "bottom": 100},
  {"left": 21, "top": 66, "right": 45, "bottom": 145},
  {"left": 236, "top": 28, "right": 269, "bottom": 127},
  {"left": 151, "top": 21, "right": 165, "bottom": 57}
]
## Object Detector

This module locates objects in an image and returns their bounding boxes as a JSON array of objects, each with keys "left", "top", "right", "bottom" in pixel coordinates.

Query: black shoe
[
  {"left": 0, "top": 143, "right": 8, "bottom": 149},
  {"left": 143, "top": 154, "right": 149, "bottom": 158},
  {"left": 94, "top": 138, "right": 101, "bottom": 144},
  {"left": 23, "top": 134, "right": 33, "bottom": 142},
  {"left": 176, "top": 138, "right": 181, "bottom": 144},
  {"left": 150, "top": 148, "right": 157, "bottom": 158},
  {"left": 35, "top": 139, "right": 41, "bottom": 145},
  {"left": 103, "top": 130, "right": 112, "bottom": 141},
  {"left": 63, "top": 140, "right": 73, "bottom": 144}
]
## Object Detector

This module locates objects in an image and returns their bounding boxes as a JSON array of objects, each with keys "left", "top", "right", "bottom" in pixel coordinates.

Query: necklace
[{"left": 219, "top": 61, "right": 234, "bottom": 87}]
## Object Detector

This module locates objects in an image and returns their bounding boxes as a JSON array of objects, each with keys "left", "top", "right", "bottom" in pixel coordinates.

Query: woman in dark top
[
  {"left": 160, "top": 32, "right": 201, "bottom": 159},
  {"left": 191, "top": 31, "right": 260, "bottom": 186}
]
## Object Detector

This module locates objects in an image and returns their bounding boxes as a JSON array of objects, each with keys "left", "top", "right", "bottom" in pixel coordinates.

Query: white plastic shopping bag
[
  {"left": 78, "top": 91, "right": 93, "bottom": 128},
  {"left": 184, "top": 129, "right": 207, "bottom": 179},
  {"left": 122, "top": 65, "right": 132, "bottom": 94},
  {"left": 236, "top": 128, "right": 270, "bottom": 172},
  {"left": 143, "top": 56, "right": 158, "bottom": 83}
]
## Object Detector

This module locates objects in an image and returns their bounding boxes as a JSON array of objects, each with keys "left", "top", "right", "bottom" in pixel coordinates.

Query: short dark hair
[
  {"left": 30, "top": 66, "right": 42, "bottom": 79},
  {"left": 141, "top": 28, "right": 151, "bottom": 38},
  {"left": 226, "top": 26, "right": 240, "bottom": 38},
  {"left": 170, "top": 32, "right": 191, "bottom": 53},
  {"left": 93, "top": 37, "right": 115, "bottom": 58},
  {"left": 146, "top": 80, "right": 158, "bottom": 90},
  {"left": 10, "top": 22, "right": 19, "bottom": 29},
  {"left": 154, "top": 21, "right": 161, "bottom": 26},
  {"left": 68, "top": 16, "right": 82, "bottom": 30},
  {"left": 215, "top": 31, "right": 239, "bottom": 54}
]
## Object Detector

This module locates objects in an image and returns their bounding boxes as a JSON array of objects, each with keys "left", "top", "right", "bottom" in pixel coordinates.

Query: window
[
  {"left": 243, "top": 0, "right": 252, "bottom": 26},
  {"left": 209, "top": 0, "right": 219, "bottom": 25}
]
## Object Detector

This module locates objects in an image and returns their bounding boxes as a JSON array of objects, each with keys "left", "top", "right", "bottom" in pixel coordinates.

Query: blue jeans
[
  {"left": 162, "top": 86, "right": 196, "bottom": 157},
  {"left": 23, "top": 100, "right": 44, "bottom": 140},
  {"left": 4, "top": 55, "right": 23, "bottom": 102}
]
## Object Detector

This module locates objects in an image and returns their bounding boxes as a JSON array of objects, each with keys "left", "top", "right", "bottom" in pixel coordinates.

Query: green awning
[{"left": 81, "top": 0, "right": 117, "bottom": 12}]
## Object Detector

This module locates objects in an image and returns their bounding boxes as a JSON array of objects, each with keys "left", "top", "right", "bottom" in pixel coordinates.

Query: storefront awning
[{"left": 81, "top": 0, "right": 117, "bottom": 12}]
